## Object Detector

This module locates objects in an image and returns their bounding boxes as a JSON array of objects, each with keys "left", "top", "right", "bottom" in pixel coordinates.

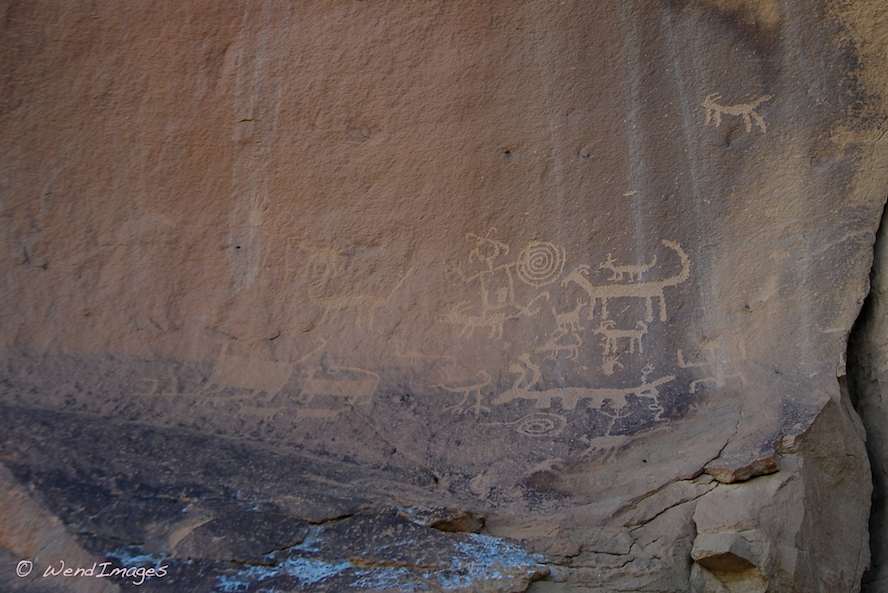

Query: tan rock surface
[{"left": 2, "top": 1, "right": 888, "bottom": 592}]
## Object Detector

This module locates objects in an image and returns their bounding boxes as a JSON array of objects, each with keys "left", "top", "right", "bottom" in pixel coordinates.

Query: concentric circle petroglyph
[
  {"left": 514, "top": 412, "right": 567, "bottom": 437},
  {"left": 516, "top": 241, "right": 565, "bottom": 287}
]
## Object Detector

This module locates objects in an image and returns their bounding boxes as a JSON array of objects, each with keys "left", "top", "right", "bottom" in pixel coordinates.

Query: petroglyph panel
[{"left": 2, "top": 3, "right": 884, "bottom": 591}]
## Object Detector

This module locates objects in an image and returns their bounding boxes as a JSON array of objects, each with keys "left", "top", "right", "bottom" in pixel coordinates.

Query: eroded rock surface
[{"left": 2, "top": 1, "right": 888, "bottom": 592}]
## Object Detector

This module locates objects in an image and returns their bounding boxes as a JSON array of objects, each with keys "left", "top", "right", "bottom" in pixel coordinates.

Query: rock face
[{"left": 2, "top": 1, "right": 888, "bottom": 592}]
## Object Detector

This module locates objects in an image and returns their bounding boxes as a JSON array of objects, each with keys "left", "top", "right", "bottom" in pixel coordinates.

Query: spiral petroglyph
[{"left": 516, "top": 241, "right": 565, "bottom": 287}]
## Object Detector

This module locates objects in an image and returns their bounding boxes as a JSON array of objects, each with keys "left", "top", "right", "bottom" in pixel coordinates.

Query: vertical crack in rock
[{"left": 848, "top": 195, "right": 888, "bottom": 593}]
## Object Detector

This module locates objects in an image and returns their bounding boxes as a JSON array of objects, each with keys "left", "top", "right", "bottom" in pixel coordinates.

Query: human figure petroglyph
[
  {"left": 436, "top": 371, "right": 492, "bottom": 416},
  {"left": 451, "top": 230, "right": 565, "bottom": 317},
  {"left": 702, "top": 93, "right": 772, "bottom": 133},
  {"left": 593, "top": 320, "right": 648, "bottom": 356},
  {"left": 599, "top": 253, "right": 657, "bottom": 282},
  {"left": 450, "top": 228, "right": 510, "bottom": 284},
  {"left": 562, "top": 240, "right": 690, "bottom": 322},
  {"left": 492, "top": 373, "right": 675, "bottom": 411},
  {"left": 467, "top": 228, "right": 510, "bottom": 269}
]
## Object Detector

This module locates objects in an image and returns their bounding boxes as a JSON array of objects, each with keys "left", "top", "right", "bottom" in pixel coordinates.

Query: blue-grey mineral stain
[
  {"left": 107, "top": 546, "right": 167, "bottom": 567},
  {"left": 214, "top": 517, "right": 547, "bottom": 593}
]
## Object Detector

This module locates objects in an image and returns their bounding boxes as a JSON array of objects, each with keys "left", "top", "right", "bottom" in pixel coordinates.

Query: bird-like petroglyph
[
  {"left": 702, "top": 93, "right": 772, "bottom": 133},
  {"left": 562, "top": 240, "right": 690, "bottom": 322}
]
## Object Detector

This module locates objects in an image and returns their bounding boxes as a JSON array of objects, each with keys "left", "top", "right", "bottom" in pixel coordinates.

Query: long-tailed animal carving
[
  {"left": 702, "top": 93, "right": 772, "bottom": 133},
  {"left": 493, "top": 374, "right": 675, "bottom": 411},
  {"left": 436, "top": 371, "right": 492, "bottom": 416},
  {"left": 598, "top": 253, "right": 656, "bottom": 282},
  {"left": 562, "top": 240, "right": 690, "bottom": 322},
  {"left": 593, "top": 320, "right": 648, "bottom": 356}
]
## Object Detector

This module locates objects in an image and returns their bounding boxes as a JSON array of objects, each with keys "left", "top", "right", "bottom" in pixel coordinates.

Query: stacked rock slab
[{"left": 2, "top": 1, "right": 888, "bottom": 592}]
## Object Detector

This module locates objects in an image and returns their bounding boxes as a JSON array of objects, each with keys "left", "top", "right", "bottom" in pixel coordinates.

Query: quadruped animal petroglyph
[
  {"left": 300, "top": 243, "right": 413, "bottom": 329},
  {"left": 493, "top": 370, "right": 675, "bottom": 412},
  {"left": 676, "top": 338, "right": 746, "bottom": 393},
  {"left": 562, "top": 240, "right": 690, "bottom": 323},
  {"left": 702, "top": 93, "right": 772, "bottom": 134},
  {"left": 436, "top": 371, "right": 493, "bottom": 416},
  {"left": 593, "top": 320, "right": 648, "bottom": 356},
  {"left": 442, "top": 293, "right": 549, "bottom": 340},
  {"left": 599, "top": 253, "right": 657, "bottom": 282}
]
